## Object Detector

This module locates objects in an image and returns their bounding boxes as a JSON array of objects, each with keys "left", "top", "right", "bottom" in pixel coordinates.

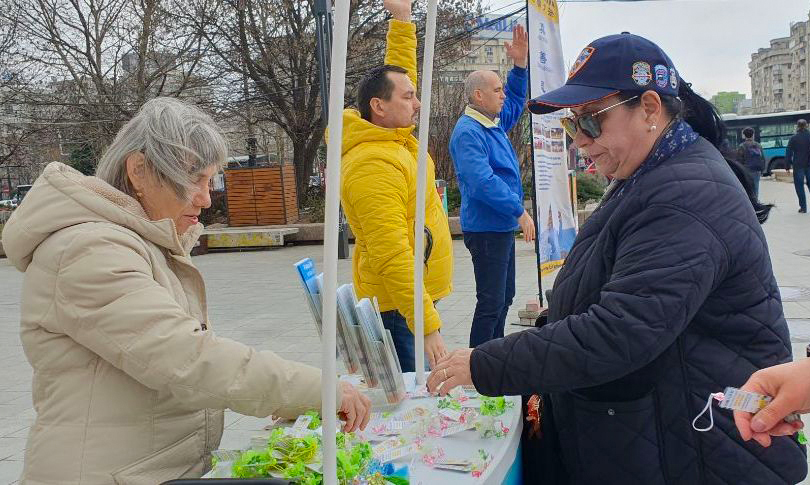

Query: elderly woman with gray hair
[{"left": 2, "top": 97, "right": 370, "bottom": 485}]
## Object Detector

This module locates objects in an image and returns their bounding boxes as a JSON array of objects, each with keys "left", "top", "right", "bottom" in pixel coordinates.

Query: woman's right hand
[
  {"left": 338, "top": 381, "right": 371, "bottom": 433},
  {"left": 734, "top": 358, "right": 810, "bottom": 447}
]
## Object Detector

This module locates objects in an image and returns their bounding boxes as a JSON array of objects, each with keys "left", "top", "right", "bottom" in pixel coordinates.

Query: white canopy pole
[
  {"left": 414, "top": 0, "right": 439, "bottom": 385},
  {"left": 321, "top": 0, "right": 350, "bottom": 483}
]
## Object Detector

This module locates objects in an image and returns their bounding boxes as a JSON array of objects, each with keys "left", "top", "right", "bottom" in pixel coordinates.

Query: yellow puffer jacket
[{"left": 340, "top": 20, "right": 453, "bottom": 335}]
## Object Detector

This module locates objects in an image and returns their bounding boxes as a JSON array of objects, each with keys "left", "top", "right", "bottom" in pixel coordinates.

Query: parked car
[
  {"left": 308, "top": 175, "right": 323, "bottom": 187},
  {"left": 14, "top": 184, "right": 32, "bottom": 201}
]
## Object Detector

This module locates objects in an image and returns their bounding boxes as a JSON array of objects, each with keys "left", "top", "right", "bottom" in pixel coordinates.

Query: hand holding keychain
[{"left": 693, "top": 386, "right": 803, "bottom": 445}]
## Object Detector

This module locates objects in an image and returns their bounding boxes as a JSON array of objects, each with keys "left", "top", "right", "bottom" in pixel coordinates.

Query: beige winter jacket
[{"left": 2, "top": 162, "right": 332, "bottom": 484}]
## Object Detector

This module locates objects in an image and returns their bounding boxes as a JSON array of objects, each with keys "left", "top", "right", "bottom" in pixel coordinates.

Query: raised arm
[
  {"left": 383, "top": 0, "right": 418, "bottom": 88},
  {"left": 500, "top": 25, "right": 529, "bottom": 131}
]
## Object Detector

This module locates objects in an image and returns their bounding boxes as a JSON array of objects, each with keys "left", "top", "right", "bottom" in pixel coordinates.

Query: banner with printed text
[{"left": 527, "top": 0, "right": 577, "bottom": 276}]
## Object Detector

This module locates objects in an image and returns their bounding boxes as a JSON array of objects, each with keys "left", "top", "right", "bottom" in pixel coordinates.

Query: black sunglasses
[{"left": 560, "top": 95, "right": 639, "bottom": 139}]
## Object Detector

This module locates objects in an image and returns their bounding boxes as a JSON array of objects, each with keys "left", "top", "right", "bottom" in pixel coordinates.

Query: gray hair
[
  {"left": 464, "top": 70, "right": 497, "bottom": 104},
  {"left": 96, "top": 97, "right": 228, "bottom": 200}
]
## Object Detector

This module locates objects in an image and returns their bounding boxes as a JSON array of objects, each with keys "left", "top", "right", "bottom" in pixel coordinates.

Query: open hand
[
  {"left": 518, "top": 210, "right": 536, "bottom": 243},
  {"left": 383, "top": 0, "right": 411, "bottom": 22},
  {"left": 427, "top": 348, "right": 474, "bottom": 396},
  {"left": 338, "top": 381, "right": 371, "bottom": 432},
  {"left": 424, "top": 330, "right": 447, "bottom": 369},
  {"left": 504, "top": 24, "right": 529, "bottom": 68}
]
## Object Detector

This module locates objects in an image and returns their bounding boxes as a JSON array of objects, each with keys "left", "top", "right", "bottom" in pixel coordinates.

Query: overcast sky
[{"left": 485, "top": 0, "right": 810, "bottom": 98}]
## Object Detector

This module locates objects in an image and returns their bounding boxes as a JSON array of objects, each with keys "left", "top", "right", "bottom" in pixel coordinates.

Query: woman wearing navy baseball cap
[{"left": 429, "top": 33, "right": 806, "bottom": 484}]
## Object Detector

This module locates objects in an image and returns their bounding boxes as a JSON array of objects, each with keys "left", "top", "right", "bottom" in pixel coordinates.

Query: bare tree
[
  {"left": 428, "top": 79, "right": 465, "bottom": 183},
  {"left": 0, "top": 6, "right": 54, "bottom": 193},
  {"left": 196, "top": 0, "right": 478, "bottom": 205},
  {"left": 509, "top": 111, "right": 531, "bottom": 187},
  {"left": 5, "top": 0, "right": 220, "bottom": 164}
]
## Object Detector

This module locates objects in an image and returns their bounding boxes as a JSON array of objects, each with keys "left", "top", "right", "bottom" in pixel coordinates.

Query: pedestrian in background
[
  {"left": 787, "top": 119, "right": 810, "bottom": 213},
  {"left": 449, "top": 25, "right": 535, "bottom": 348},
  {"left": 737, "top": 126, "right": 765, "bottom": 197}
]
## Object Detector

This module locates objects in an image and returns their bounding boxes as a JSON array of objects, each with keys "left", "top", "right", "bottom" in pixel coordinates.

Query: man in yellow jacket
[{"left": 340, "top": 0, "right": 452, "bottom": 372}]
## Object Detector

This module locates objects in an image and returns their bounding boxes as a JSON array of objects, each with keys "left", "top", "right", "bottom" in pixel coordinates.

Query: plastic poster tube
[
  {"left": 414, "top": 0, "right": 439, "bottom": 385},
  {"left": 321, "top": 0, "right": 351, "bottom": 483}
]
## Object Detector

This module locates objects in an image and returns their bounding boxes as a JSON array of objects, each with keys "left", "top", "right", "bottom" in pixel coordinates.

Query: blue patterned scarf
[{"left": 605, "top": 119, "right": 700, "bottom": 201}]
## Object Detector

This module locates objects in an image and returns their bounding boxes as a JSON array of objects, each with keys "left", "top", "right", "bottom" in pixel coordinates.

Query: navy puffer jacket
[{"left": 471, "top": 138, "right": 807, "bottom": 484}]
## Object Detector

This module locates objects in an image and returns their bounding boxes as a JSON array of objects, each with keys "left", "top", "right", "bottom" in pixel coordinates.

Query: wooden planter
[{"left": 224, "top": 165, "right": 299, "bottom": 227}]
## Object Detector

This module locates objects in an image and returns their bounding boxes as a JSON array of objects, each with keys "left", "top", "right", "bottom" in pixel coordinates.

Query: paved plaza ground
[{"left": 1, "top": 177, "right": 810, "bottom": 483}]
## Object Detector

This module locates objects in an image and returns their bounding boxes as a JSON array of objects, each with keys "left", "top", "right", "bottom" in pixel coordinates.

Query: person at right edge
[
  {"left": 787, "top": 119, "right": 810, "bottom": 213},
  {"left": 427, "top": 33, "right": 807, "bottom": 484}
]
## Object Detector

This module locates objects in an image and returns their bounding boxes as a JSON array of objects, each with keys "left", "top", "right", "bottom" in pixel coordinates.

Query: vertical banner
[{"left": 527, "top": 0, "right": 578, "bottom": 276}]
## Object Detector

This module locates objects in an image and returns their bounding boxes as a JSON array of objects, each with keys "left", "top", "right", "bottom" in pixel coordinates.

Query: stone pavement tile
[
  {"left": 0, "top": 421, "right": 26, "bottom": 440},
  {"left": 279, "top": 327, "right": 321, "bottom": 338},
  {"left": 0, "top": 383, "right": 30, "bottom": 394},
  {"left": 0, "top": 395, "right": 27, "bottom": 407},
  {"left": 0, "top": 459, "right": 22, "bottom": 485},
  {"left": 224, "top": 410, "right": 242, "bottom": 427},
  {"left": 223, "top": 415, "right": 273, "bottom": 431},
  {"left": 783, "top": 302, "right": 810, "bottom": 319},
  {"left": 0, "top": 428, "right": 26, "bottom": 441},
  {"left": 0, "top": 407, "right": 30, "bottom": 422},
  {"left": 4, "top": 449, "right": 23, "bottom": 462},
  {"left": 0, "top": 439, "right": 25, "bottom": 461},
  {"left": 217, "top": 429, "right": 262, "bottom": 452}
]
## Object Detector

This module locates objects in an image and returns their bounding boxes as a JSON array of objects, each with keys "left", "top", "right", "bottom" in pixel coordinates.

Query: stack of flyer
[
  {"left": 295, "top": 258, "right": 405, "bottom": 404},
  {"left": 294, "top": 258, "right": 358, "bottom": 374}
]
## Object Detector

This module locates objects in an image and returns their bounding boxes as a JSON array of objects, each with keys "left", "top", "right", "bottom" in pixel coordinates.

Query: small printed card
[
  {"left": 434, "top": 460, "right": 473, "bottom": 473},
  {"left": 289, "top": 415, "right": 313, "bottom": 437},
  {"left": 439, "top": 408, "right": 463, "bottom": 422}
]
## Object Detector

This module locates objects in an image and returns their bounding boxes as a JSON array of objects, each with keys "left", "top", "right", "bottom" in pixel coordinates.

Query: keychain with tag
[
  {"left": 718, "top": 387, "right": 801, "bottom": 422},
  {"left": 693, "top": 386, "right": 801, "bottom": 433}
]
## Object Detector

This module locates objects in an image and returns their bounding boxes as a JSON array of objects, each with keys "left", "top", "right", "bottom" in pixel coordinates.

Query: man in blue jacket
[{"left": 450, "top": 25, "right": 535, "bottom": 348}]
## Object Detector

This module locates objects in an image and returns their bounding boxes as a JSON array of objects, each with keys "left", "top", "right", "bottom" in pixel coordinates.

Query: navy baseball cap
[{"left": 528, "top": 33, "right": 680, "bottom": 114}]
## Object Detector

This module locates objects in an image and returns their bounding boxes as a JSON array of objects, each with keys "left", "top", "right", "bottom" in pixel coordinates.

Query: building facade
[
  {"left": 750, "top": 13, "right": 810, "bottom": 114},
  {"left": 437, "top": 14, "right": 526, "bottom": 84}
]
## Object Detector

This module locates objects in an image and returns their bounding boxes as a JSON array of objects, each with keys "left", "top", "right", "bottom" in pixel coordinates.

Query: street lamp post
[{"left": 314, "top": 0, "right": 350, "bottom": 260}]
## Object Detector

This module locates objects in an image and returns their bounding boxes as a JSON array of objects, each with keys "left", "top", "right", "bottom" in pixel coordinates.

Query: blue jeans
[
  {"left": 380, "top": 310, "right": 428, "bottom": 373},
  {"left": 750, "top": 170, "right": 761, "bottom": 198},
  {"left": 464, "top": 231, "right": 516, "bottom": 348},
  {"left": 794, "top": 167, "right": 810, "bottom": 211}
]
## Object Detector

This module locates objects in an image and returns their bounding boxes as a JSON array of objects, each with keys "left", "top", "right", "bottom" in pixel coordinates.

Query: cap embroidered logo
[
  {"left": 669, "top": 68, "right": 678, "bottom": 90},
  {"left": 632, "top": 61, "right": 651, "bottom": 86},
  {"left": 568, "top": 47, "right": 595, "bottom": 79},
  {"left": 654, "top": 64, "right": 669, "bottom": 88}
]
